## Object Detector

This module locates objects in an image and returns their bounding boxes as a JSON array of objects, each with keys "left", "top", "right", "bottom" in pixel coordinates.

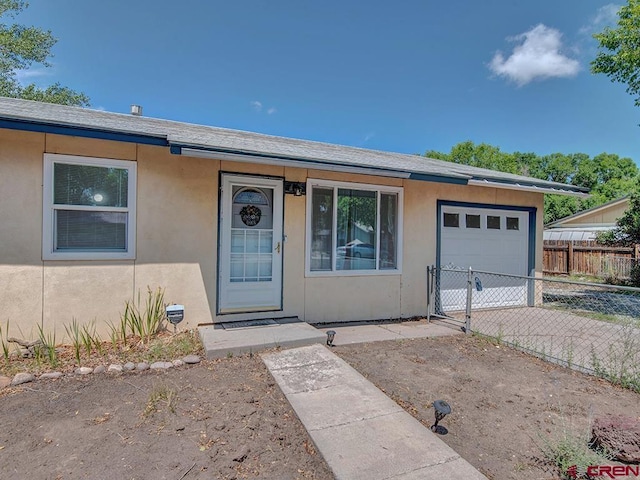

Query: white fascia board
[
  {"left": 468, "top": 179, "right": 590, "bottom": 198},
  {"left": 179, "top": 147, "right": 411, "bottom": 178},
  {"left": 547, "top": 224, "right": 616, "bottom": 230}
]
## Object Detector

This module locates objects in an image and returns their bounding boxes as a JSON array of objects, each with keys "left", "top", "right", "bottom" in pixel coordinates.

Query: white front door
[{"left": 218, "top": 174, "right": 283, "bottom": 314}]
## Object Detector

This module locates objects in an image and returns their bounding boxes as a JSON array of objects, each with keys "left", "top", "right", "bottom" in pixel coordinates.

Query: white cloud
[
  {"left": 489, "top": 24, "right": 580, "bottom": 86},
  {"left": 593, "top": 4, "right": 621, "bottom": 26},
  {"left": 580, "top": 4, "right": 621, "bottom": 34},
  {"left": 251, "top": 100, "right": 277, "bottom": 115},
  {"left": 363, "top": 132, "right": 375, "bottom": 143},
  {"left": 14, "top": 67, "right": 51, "bottom": 82}
]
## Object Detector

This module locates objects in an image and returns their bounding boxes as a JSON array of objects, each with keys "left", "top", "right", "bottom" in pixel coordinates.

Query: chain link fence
[{"left": 427, "top": 266, "right": 640, "bottom": 391}]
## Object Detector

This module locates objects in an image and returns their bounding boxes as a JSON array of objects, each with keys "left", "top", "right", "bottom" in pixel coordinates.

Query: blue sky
[{"left": 14, "top": 1, "right": 640, "bottom": 163}]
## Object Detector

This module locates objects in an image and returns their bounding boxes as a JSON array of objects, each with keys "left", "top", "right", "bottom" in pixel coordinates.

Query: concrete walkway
[
  {"left": 316, "top": 320, "right": 459, "bottom": 346},
  {"left": 262, "top": 344, "right": 486, "bottom": 480},
  {"left": 199, "top": 319, "right": 459, "bottom": 359},
  {"left": 199, "top": 319, "right": 326, "bottom": 359}
]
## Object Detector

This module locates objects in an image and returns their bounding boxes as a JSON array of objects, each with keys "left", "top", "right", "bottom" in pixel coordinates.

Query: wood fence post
[{"left": 567, "top": 242, "right": 573, "bottom": 275}]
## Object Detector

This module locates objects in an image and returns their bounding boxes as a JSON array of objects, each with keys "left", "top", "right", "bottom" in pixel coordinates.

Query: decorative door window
[{"left": 230, "top": 188, "right": 274, "bottom": 282}]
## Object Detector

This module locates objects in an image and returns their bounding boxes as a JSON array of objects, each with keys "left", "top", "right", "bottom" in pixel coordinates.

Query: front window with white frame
[
  {"left": 306, "top": 179, "right": 402, "bottom": 275},
  {"left": 43, "top": 154, "right": 136, "bottom": 260}
]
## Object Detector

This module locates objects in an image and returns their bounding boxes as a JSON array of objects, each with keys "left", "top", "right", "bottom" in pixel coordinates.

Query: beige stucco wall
[
  {"left": 0, "top": 129, "right": 45, "bottom": 338},
  {"left": 561, "top": 200, "right": 628, "bottom": 226},
  {"left": 0, "top": 129, "right": 545, "bottom": 339}
]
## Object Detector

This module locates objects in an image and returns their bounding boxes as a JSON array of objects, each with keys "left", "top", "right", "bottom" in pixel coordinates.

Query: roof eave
[
  {"left": 467, "top": 179, "right": 589, "bottom": 197},
  {"left": 0, "top": 117, "right": 168, "bottom": 146},
  {"left": 0, "top": 101, "right": 594, "bottom": 195},
  {"left": 174, "top": 144, "right": 471, "bottom": 185}
]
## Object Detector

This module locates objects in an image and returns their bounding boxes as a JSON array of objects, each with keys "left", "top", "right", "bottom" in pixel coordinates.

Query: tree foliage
[
  {"left": 596, "top": 187, "right": 640, "bottom": 247},
  {"left": 591, "top": 0, "right": 640, "bottom": 106},
  {"left": 596, "top": 185, "right": 640, "bottom": 286},
  {"left": 337, "top": 190, "right": 377, "bottom": 243},
  {"left": 425, "top": 141, "right": 639, "bottom": 224},
  {"left": 0, "top": 0, "right": 89, "bottom": 106}
]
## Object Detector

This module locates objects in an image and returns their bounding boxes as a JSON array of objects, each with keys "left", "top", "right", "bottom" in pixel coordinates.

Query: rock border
[{"left": 1, "top": 354, "right": 202, "bottom": 389}]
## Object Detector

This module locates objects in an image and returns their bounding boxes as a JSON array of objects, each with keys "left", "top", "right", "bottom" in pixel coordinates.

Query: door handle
[{"left": 275, "top": 241, "right": 281, "bottom": 254}]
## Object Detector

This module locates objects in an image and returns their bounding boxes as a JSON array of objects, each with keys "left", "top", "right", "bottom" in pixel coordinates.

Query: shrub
[{"left": 122, "top": 287, "right": 167, "bottom": 344}]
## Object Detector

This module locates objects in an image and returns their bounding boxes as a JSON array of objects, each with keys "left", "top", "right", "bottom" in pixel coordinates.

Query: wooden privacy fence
[{"left": 544, "top": 240, "right": 640, "bottom": 278}]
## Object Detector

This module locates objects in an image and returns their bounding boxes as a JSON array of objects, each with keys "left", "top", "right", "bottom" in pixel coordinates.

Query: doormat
[{"left": 221, "top": 319, "right": 278, "bottom": 329}]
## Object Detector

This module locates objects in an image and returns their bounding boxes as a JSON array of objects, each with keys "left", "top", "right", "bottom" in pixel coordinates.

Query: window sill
[
  {"left": 43, "top": 251, "right": 136, "bottom": 261},
  {"left": 305, "top": 269, "right": 402, "bottom": 278}
]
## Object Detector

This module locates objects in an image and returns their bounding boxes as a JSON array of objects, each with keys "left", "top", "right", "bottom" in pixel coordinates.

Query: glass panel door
[{"left": 218, "top": 175, "right": 283, "bottom": 314}]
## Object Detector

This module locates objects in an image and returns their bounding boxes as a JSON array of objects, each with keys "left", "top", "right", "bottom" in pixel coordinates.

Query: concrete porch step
[{"left": 199, "top": 319, "right": 326, "bottom": 359}]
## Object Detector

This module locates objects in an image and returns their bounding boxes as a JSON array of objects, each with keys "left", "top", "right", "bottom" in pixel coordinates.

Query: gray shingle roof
[{"left": 0, "top": 97, "right": 588, "bottom": 194}]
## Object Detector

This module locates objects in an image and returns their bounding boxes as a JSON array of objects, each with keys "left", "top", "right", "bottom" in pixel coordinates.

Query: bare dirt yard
[
  {"left": 0, "top": 354, "right": 333, "bottom": 480},
  {"left": 2, "top": 332, "right": 639, "bottom": 480},
  {"left": 336, "top": 334, "right": 640, "bottom": 480}
]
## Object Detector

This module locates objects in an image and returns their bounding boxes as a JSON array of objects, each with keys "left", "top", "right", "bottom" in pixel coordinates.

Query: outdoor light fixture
[
  {"left": 431, "top": 399, "right": 451, "bottom": 434},
  {"left": 326, "top": 330, "right": 336, "bottom": 346},
  {"left": 284, "top": 181, "right": 306, "bottom": 196}
]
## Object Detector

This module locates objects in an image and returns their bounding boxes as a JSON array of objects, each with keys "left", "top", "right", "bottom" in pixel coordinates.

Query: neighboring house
[
  {"left": 0, "top": 98, "right": 588, "bottom": 337},
  {"left": 543, "top": 197, "right": 634, "bottom": 278},
  {"left": 544, "top": 197, "right": 629, "bottom": 241}
]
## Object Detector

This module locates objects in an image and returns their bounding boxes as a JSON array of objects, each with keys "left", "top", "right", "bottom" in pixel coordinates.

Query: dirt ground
[
  {"left": 336, "top": 334, "right": 640, "bottom": 480},
  {"left": 2, "top": 334, "right": 639, "bottom": 480},
  {"left": 0, "top": 355, "right": 333, "bottom": 480}
]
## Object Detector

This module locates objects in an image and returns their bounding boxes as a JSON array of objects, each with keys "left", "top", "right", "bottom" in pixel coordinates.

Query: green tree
[
  {"left": 591, "top": 0, "right": 640, "bottom": 106},
  {"left": 0, "top": 0, "right": 89, "bottom": 106},
  {"left": 337, "top": 191, "right": 376, "bottom": 244},
  {"left": 428, "top": 140, "right": 519, "bottom": 174},
  {"left": 596, "top": 185, "right": 640, "bottom": 286},
  {"left": 513, "top": 151, "right": 544, "bottom": 178},
  {"left": 597, "top": 187, "right": 640, "bottom": 247},
  {"left": 541, "top": 153, "right": 577, "bottom": 183},
  {"left": 425, "top": 141, "right": 639, "bottom": 224},
  {"left": 543, "top": 195, "right": 581, "bottom": 225}
]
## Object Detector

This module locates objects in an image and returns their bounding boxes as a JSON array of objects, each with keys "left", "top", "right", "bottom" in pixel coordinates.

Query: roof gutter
[
  {"left": 468, "top": 179, "right": 590, "bottom": 197},
  {"left": 0, "top": 117, "right": 168, "bottom": 146},
  {"left": 174, "top": 145, "right": 470, "bottom": 184}
]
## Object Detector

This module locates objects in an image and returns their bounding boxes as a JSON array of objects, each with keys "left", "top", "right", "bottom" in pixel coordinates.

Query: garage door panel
[{"left": 439, "top": 205, "right": 531, "bottom": 311}]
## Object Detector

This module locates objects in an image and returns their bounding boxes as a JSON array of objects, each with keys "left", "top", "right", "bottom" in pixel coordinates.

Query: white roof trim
[
  {"left": 180, "top": 147, "right": 413, "bottom": 178},
  {"left": 468, "top": 179, "right": 590, "bottom": 197}
]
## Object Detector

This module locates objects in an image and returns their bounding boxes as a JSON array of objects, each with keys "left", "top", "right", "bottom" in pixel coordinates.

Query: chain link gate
[{"left": 427, "top": 265, "right": 640, "bottom": 390}]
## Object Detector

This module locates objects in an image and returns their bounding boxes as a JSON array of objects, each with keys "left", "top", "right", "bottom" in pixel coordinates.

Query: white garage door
[{"left": 439, "top": 205, "right": 531, "bottom": 310}]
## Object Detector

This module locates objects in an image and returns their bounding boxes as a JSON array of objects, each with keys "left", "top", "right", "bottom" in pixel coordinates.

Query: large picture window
[
  {"left": 307, "top": 179, "right": 402, "bottom": 275},
  {"left": 43, "top": 154, "right": 137, "bottom": 260}
]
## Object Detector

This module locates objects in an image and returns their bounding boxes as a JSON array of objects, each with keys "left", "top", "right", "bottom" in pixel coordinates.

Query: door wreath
[{"left": 240, "top": 205, "right": 262, "bottom": 226}]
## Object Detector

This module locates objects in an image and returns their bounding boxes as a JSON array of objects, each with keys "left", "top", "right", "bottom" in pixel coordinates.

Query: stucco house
[
  {"left": 544, "top": 196, "right": 629, "bottom": 241},
  {"left": 0, "top": 97, "right": 588, "bottom": 337}
]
